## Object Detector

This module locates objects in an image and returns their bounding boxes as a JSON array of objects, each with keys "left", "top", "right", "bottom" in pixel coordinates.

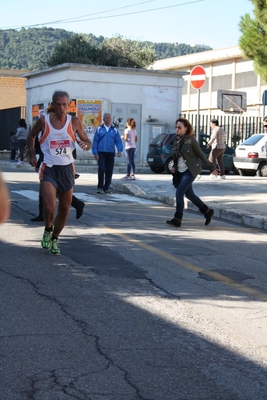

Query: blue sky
[{"left": 0, "top": 0, "right": 254, "bottom": 50}]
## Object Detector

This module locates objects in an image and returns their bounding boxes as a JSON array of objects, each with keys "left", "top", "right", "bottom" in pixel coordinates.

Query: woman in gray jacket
[
  {"left": 16, "top": 118, "right": 28, "bottom": 164},
  {"left": 166, "top": 117, "right": 218, "bottom": 228}
]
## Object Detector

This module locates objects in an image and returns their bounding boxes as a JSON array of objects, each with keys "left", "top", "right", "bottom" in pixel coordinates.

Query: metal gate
[
  {"left": 0, "top": 107, "right": 25, "bottom": 151},
  {"left": 183, "top": 113, "right": 262, "bottom": 148},
  {"left": 111, "top": 103, "right": 142, "bottom": 163}
]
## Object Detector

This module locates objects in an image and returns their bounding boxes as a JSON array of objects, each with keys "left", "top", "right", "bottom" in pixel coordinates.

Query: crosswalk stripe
[{"left": 11, "top": 190, "right": 160, "bottom": 205}]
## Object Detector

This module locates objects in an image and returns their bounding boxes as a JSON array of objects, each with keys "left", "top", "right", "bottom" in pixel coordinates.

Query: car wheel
[
  {"left": 256, "top": 162, "right": 267, "bottom": 177},
  {"left": 165, "top": 158, "right": 174, "bottom": 174},
  {"left": 150, "top": 166, "right": 165, "bottom": 174}
]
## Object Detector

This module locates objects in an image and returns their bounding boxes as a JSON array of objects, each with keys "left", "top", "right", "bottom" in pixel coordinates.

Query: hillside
[{"left": 0, "top": 27, "right": 212, "bottom": 71}]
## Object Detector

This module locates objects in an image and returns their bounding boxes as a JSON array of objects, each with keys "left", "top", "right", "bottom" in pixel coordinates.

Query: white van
[{"left": 234, "top": 134, "right": 267, "bottom": 176}]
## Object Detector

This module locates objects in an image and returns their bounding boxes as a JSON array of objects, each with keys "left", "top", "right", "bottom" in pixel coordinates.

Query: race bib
[{"left": 49, "top": 140, "right": 72, "bottom": 156}]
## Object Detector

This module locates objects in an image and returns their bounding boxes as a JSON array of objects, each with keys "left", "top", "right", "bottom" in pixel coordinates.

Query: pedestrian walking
[
  {"left": 207, "top": 119, "right": 226, "bottom": 179},
  {"left": 121, "top": 117, "right": 138, "bottom": 180},
  {"left": 262, "top": 116, "right": 267, "bottom": 133},
  {"left": 166, "top": 117, "right": 218, "bottom": 228},
  {"left": 92, "top": 113, "right": 123, "bottom": 194},
  {"left": 27, "top": 90, "right": 92, "bottom": 255}
]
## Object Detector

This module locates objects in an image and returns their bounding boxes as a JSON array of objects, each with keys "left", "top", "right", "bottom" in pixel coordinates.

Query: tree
[
  {"left": 0, "top": 27, "right": 211, "bottom": 71},
  {"left": 239, "top": 1, "right": 267, "bottom": 82},
  {"left": 99, "top": 35, "right": 156, "bottom": 68},
  {"left": 46, "top": 34, "right": 101, "bottom": 67},
  {"left": 46, "top": 33, "right": 156, "bottom": 69}
]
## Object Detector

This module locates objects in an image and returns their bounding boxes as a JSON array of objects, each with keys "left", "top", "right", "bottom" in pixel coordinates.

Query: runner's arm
[
  {"left": 27, "top": 117, "right": 45, "bottom": 167},
  {"left": 72, "top": 116, "right": 92, "bottom": 151}
]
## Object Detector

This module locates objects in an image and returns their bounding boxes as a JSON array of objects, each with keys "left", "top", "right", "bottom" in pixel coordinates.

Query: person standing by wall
[
  {"left": 166, "top": 117, "right": 218, "bottom": 228},
  {"left": 207, "top": 119, "right": 226, "bottom": 179},
  {"left": 9, "top": 132, "right": 18, "bottom": 162},
  {"left": 92, "top": 113, "right": 123, "bottom": 194},
  {"left": 27, "top": 90, "right": 92, "bottom": 256},
  {"left": 121, "top": 117, "right": 138, "bottom": 180},
  {"left": 16, "top": 118, "right": 28, "bottom": 164}
]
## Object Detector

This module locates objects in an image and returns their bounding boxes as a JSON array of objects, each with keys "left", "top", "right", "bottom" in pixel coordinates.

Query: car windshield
[
  {"left": 150, "top": 133, "right": 168, "bottom": 146},
  {"left": 241, "top": 134, "right": 265, "bottom": 146}
]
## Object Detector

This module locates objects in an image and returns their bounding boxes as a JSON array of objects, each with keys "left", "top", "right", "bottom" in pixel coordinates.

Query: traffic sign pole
[
  {"left": 196, "top": 89, "right": 200, "bottom": 142},
  {"left": 190, "top": 65, "right": 206, "bottom": 142}
]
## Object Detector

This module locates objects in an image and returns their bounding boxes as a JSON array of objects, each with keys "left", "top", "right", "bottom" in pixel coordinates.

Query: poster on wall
[
  {"left": 31, "top": 103, "right": 45, "bottom": 126},
  {"left": 68, "top": 99, "right": 77, "bottom": 116},
  {"left": 31, "top": 99, "right": 77, "bottom": 126},
  {"left": 77, "top": 100, "right": 102, "bottom": 142}
]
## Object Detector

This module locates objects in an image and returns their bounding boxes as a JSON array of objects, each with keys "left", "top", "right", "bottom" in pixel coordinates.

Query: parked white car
[{"left": 234, "top": 134, "right": 267, "bottom": 176}]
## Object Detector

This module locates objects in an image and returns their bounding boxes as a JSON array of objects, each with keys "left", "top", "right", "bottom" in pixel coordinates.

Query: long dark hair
[
  {"left": 175, "top": 117, "right": 194, "bottom": 137},
  {"left": 173, "top": 117, "right": 193, "bottom": 158},
  {"left": 18, "top": 118, "right": 27, "bottom": 129}
]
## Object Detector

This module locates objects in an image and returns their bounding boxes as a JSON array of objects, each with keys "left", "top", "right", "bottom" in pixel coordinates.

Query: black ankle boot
[
  {"left": 200, "top": 205, "right": 214, "bottom": 226},
  {"left": 166, "top": 212, "right": 183, "bottom": 227},
  {"left": 31, "top": 192, "right": 44, "bottom": 222},
  {"left": 71, "top": 195, "right": 85, "bottom": 219},
  {"left": 166, "top": 218, "right": 181, "bottom": 227},
  {"left": 31, "top": 214, "right": 44, "bottom": 222}
]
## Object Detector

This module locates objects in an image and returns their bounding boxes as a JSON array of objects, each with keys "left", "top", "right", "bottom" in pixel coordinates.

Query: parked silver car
[{"left": 234, "top": 134, "right": 267, "bottom": 176}]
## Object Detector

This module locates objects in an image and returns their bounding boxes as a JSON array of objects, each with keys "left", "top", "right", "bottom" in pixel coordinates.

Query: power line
[
  {"left": 59, "top": 0, "right": 205, "bottom": 25},
  {"left": 0, "top": 0, "right": 204, "bottom": 30},
  {"left": 0, "top": 1, "right": 155, "bottom": 30}
]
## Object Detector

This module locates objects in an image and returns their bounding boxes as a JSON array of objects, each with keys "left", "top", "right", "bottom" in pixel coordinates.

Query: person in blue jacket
[{"left": 92, "top": 113, "right": 123, "bottom": 194}]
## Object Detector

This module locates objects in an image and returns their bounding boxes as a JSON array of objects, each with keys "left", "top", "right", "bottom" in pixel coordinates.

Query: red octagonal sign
[{"left": 190, "top": 65, "right": 206, "bottom": 90}]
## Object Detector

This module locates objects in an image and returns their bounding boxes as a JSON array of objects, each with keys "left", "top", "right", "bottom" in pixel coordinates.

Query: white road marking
[
  {"left": 12, "top": 190, "right": 40, "bottom": 201},
  {"left": 11, "top": 190, "right": 160, "bottom": 205}
]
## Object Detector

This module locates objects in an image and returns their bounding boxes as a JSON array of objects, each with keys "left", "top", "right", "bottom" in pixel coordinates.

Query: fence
[
  {"left": 183, "top": 114, "right": 262, "bottom": 148},
  {"left": 0, "top": 107, "right": 26, "bottom": 151}
]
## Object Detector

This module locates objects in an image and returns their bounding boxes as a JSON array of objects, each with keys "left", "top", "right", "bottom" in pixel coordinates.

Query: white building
[
  {"left": 150, "top": 46, "right": 266, "bottom": 119},
  {"left": 23, "top": 63, "right": 186, "bottom": 164}
]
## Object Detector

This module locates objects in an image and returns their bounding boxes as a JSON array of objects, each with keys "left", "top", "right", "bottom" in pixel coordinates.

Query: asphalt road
[{"left": 1, "top": 169, "right": 267, "bottom": 400}]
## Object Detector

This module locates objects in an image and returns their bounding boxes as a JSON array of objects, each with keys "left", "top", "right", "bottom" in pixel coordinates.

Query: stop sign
[{"left": 190, "top": 65, "right": 206, "bottom": 90}]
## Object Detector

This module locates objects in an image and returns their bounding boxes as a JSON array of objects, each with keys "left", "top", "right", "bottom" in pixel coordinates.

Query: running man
[{"left": 27, "top": 90, "right": 92, "bottom": 255}]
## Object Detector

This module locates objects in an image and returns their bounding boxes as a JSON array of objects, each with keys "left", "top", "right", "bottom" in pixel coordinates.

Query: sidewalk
[
  {"left": 111, "top": 173, "right": 267, "bottom": 231},
  {"left": 1, "top": 160, "right": 267, "bottom": 231}
]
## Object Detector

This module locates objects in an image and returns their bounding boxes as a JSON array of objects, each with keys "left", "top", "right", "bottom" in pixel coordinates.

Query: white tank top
[
  {"left": 124, "top": 128, "right": 137, "bottom": 149},
  {"left": 40, "top": 115, "right": 76, "bottom": 166}
]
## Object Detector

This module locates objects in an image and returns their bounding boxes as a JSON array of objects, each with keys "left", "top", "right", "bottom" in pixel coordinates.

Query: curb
[{"left": 112, "top": 181, "right": 267, "bottom": 231}]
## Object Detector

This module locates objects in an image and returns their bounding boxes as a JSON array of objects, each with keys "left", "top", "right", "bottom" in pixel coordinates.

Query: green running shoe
[
  {"left": 41, "top": 228, "right": 53, "bottom": 249},
  {"left": 50, "top": 239, "right": 60, "bottom": 255}
]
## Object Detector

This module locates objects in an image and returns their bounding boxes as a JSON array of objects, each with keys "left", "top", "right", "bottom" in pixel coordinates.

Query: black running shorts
[{"left": 40, "top": 163, "right": 75, "bottom": 194}]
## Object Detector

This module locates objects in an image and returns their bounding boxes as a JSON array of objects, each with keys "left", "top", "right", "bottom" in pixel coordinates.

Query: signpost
[
  {"left": 190, "top": 65, "right": 206, "bottom": 141},
  {"left": 262, "top": 90, "right": 267, "bottom": 132}
]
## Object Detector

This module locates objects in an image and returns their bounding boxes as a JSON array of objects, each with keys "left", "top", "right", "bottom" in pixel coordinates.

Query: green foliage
[
  {"left": 239, "top": 1, "right": 267, "bottom": 82},
  {"left": 98, "top": 35, "right": 156, "bottom": 68},
  {"left": 0, "top": 27, "right": 211, "bottom": 71},
  {"left": 46, "top": 34, "right": 102, "bottom": 67},
  {"left": 0, "top": 27, "right": 70, "bottom": 70}
]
